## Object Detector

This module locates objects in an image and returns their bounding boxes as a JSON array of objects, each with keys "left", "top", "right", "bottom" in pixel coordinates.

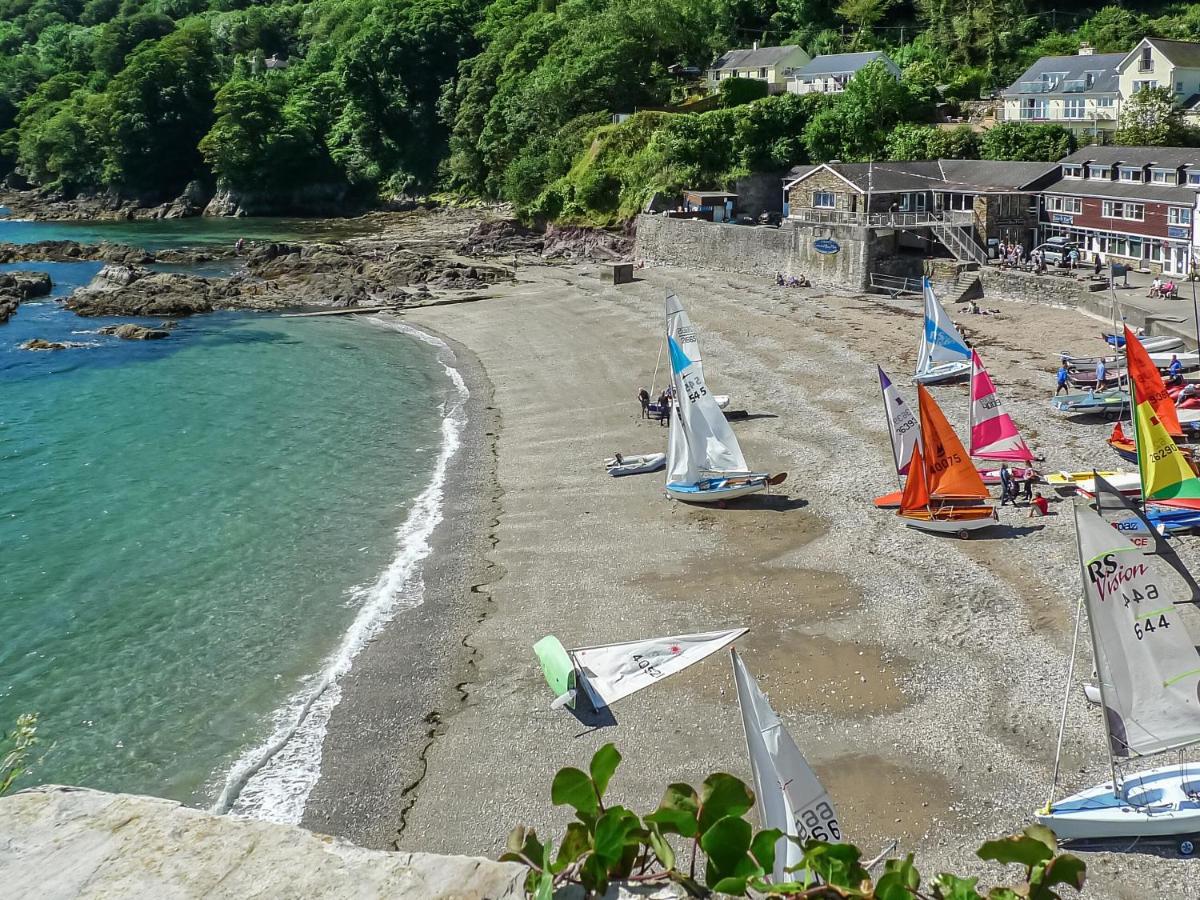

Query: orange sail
[
  {"left": 1124, "top": 325, "right": 1183, "bottom": 438},
  {"left": 917, "top": 384, "right": 990, "bottom": 500},
  {"left": 899, "top": 443, "right": 930, "bottom": 513}
]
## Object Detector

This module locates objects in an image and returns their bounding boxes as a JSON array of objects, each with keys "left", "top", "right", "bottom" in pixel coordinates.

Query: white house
[
  {"left": 707, "top": 44, "right": 811, "bottom": 94},
  {"left": 785, "top": 51, "right": 899, "bottom": 95},
  {"left": 998, "top": 45, "right": 1124, "bottom": 142},
  {"left": 1117, "top": 37, "right": 1200, "bottom": 124}
]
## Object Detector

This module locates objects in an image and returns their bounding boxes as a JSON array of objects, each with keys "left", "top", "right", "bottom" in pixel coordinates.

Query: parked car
[
  {"left": 758, "top": 211, "right": 783, "bottom": 227},
  {"left": 1034, "top": 237, "right": 1079, "bottom": 265},
  {"left": 733, "top": 214, "right": 757, "bottom": 226}
]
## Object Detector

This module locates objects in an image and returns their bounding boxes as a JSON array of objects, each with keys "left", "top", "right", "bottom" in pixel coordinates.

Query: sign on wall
[
  {"left": 1168, "top": 225, "right": 1189, "bottom": 240},
  {"left": 813, "top": 238, "right": 840, "bottom": 254},
  {"left": 1051, "top": 214, "right": 1074, "bottom": 225}
]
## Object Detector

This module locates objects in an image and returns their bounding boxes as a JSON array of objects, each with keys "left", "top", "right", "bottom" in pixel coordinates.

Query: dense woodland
[{"left": 2, "top": 0, "right": 1200, "bottom": 221}]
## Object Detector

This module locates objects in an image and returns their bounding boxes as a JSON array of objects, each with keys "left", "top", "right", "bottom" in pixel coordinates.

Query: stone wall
[
  {"left": 786, "top": 170, "right": 863, "bottom": 214},
  {"left": 0, "top": 786, "right": 527, "bottom": 900},
  {"left": 634, "top": 213, "right": 874, "bottom": 289}
]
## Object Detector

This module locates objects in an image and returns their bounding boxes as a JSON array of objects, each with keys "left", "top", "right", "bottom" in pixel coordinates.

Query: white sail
[
  {"left": 878, "top": 367, "right": 920, "bottom": 476},
  {"left": 1075, "top": 504, "right": 1200, "bottom": 757},
  {"left": 732, "top": 650, "right": 841, "bottom": 883},
  {"left": 665, "top": 293, "right": 750, "bottom": 484},
  {"left": 915, "top": 278, "right": 970, "bottom": 376},
  {"left": 571, "top": 627, "right": 747, "bottom": 709}
]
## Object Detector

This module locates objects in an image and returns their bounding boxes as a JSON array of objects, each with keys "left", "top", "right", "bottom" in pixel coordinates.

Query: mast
[{"left": 1073, "top": 503, "right": 1122, "bottom": 798}]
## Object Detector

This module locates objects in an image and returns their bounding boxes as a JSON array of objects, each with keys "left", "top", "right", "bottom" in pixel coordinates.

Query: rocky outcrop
[
  {"left": 66, "top": 265, "right": 221, "bottom": 317},
  {"left": 0, "top": 240, "right": 231, "bottom": 266},
  {"left": 0, "top": 270, "right": 52, "bottom": 324},
  {"left": 98, "top": 323, "right": 171, "bottom": 340},
  {"left": 21, "top": 338, "right": 67, "bottom": 350},
  {"left": 202, "top": 183, "right": 361, "bottom": 218},
  {"left": 459, "top": 218, "right": 632, "bottom": 261},
  {"left": 0, "top": 786, "right": 527, "bottom": 899}
]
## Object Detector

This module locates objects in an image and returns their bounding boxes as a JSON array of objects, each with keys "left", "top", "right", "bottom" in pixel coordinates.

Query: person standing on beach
[
  {"left": 1056, "top": 362, "right": 1070, "bottom": 395},
  {"left": 999, "top": 462, "right": 1014, "bottom": 506},
  {"left": 1095, "top": 357, "right": 1107, "bottom": 390},
  {"left": 638, "top": 387, "right": 650, "bottom": 418}
]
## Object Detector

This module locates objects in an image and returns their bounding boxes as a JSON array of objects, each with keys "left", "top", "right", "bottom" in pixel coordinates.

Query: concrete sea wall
[{"left": 634, "top": 214, "right": 872, "bottom": 290}]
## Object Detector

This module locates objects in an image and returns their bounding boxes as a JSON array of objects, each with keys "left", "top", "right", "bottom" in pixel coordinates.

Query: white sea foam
[{"left": 214, "top": 318, "right": 469, "bottom": 824}]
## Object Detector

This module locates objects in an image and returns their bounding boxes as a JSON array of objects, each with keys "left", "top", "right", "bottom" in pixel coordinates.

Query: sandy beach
[{"left": 308, "top": 251, "right": 1199, "bottom": 899}]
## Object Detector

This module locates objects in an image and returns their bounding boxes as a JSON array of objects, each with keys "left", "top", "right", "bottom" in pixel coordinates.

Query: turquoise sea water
[{"left": 0, "top": 218, "right": 458, "bottom": 817}]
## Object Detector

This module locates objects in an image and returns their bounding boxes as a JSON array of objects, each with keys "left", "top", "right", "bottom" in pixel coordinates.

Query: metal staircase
[{"left": 930, "top": 215, "right": 988, "bottom": 266}]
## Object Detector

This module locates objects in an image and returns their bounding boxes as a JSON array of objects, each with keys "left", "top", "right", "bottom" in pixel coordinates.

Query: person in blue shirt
[
  {"left": 1056, "top": 362, "right": 1070, "bottom": 395},
  {"left": 1168, "top": 355, "right": 1184, "bottom": 386},
  {"left": 1095, "top": 358, "right": 1107, "bottom": 390}
]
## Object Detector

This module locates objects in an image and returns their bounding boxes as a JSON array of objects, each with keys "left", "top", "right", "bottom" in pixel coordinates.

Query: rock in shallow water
[
  {"left": 98, "top": 323, "right": 171, "bottom": 340},
  {"left": 20, "top": 338, "right": 67, "bottom": 350},
  {"left": 0, "top": 785, "right": 528, "bottom": 899}
]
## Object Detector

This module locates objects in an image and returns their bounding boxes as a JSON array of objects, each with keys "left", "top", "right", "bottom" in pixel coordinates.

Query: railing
[
  {"left": 930, "top": 217, "right": 989, "bottom": 266},
  {"left": 1138, "top": 60, "right": 1154, "bottom": 72},
  {"left": 786, "top": 79, "right": 848, "bottom": 95},
  {"left": 787, "top": 208, "right": 974, "bottom": 228},
  {"left": 1017, "top": 109, "right": 1049, "bottom": 120},
  {"left": 868, "top": 273, "right": 924, "bottom": 297}
]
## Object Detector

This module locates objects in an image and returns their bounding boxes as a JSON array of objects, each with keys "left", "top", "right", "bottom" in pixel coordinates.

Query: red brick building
[{"left": 1038, "top": 146, "right": 1198, "bottom": 277}]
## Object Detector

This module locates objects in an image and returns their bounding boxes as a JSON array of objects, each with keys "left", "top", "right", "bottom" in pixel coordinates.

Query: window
[
  {"left": 1021, "top": 98, "right": 1048, "bottom": 119},
  {"left": 1178, "top": 81, "right": 1185, "bottom": 93},
  {"left": 1133, "top": 80, "right": 1158, "bottom": 92},
  {"left": 1140, "top": 46, "right": 1153, "bottom": 72},
  {"left": 899, "top": 192, "right": 927, "bottom": 212},
  {"left": 1170, "top": 207, "right": 1192, "bottom": 225},
  {"left": 1087, "top": 164, "right": 1110, "bottom": 179},
  {"left": 1190, "top": 171, "right": 1200, "bottom": 186},
  {"left": 1102, "top": 201, "right": 1145, "bottom": 220},
  {"left": 1118, "top": 166, "right": 1143, "bottom": 182},
  {"left": 813, "top": 191, "right": 835, "bottom": 208},
  {"left": 941, "top": 192, "right": 975, "bottom": 211},
  {"left": 760, "top": 67, "right": 768, "bottom": 78},
  {"left": 1064, "top": 98, "right": 1085, "bottom": 119},
  {"left": 1062, "top": 165, "right": 1083, "bottom": 178},
  {"left": 1045, "top": 196, "right": 1082, "bottom": 214},
  {"left": 1151, "top": 168, "right": 1176, "bottom": 184}
]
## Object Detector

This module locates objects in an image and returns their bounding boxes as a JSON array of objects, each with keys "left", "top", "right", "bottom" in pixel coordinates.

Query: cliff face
[{"left": 0, "top": 786, "right": 527, "bottom": 899}]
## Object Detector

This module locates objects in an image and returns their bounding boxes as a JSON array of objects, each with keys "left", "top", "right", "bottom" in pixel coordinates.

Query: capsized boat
[
  {"left": 1051, "top": 390, "right": 1129, "bottom": 417},
  {"left": 968, "top": 349, "right": 1038, "bottom": 484},
  {"left": 663, "top": 293, "right": 782, "bottom": 503},
  {"left": 534, "top": 627, "right": 747, "bottom": 711},
  {"left": 605, "top": 453, "right": 666, "bottom": 476},
  {"left": 914, "top": 278, "right": 971, "bottom": 384},
  {"left": 732, "top": 649, "right": 843, "bottom": 883},
  {"left": 896, "top": 385, "right": 997, "bottom": 537},
  {"left": 873, "top": 367, "right": 919, "bottom": 509},
  {"left": 1036, "top": 502, "right": 1200, "bottom": 843}
]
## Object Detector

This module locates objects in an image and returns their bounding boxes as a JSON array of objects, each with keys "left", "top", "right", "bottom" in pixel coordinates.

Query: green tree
[
  {"left": 98, "top": 23, "right": 217, "bottom": 195},
  {"left": 1116, "top": 85, "right": 1186, "bottom": 146},
  {"left": 199, "top": 77, "right": 325, "bottom": 192},
  {"left": 979, "top": 121, "right": 1074, "bottom": 162},
  {"left": 803, "top": 60, "right": 931, "bottom": 162},
  {"left": 1078, "top": 6, "right": 1148, "bottom": 54},
  {"left": 885, "top": 122, "right": 979, "bottom": 160},
  {"left": 717, "top": 76, "right": 768, "bottom": 108},
  {"left": 836, "top": 0, "right": 894, "bottom": 48}
]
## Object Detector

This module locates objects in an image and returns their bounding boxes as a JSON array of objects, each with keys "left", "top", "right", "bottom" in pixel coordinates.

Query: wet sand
[{"left": 332, "top": 259, "right": 1199, "bottom": 898}]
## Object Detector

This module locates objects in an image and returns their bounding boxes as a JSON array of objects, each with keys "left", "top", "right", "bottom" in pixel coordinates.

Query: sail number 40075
[
  {"left": 1133, "top": 614, "right": 1171, "bottom": 641},
  {"left": 794, "top": 802, "right": 840, "bottom": 842}
]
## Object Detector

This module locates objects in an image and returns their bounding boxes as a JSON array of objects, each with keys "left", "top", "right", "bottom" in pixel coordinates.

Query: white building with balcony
[
  {"left": 785, "top": 51, "right": 899, "bottom": 95},
  {"left": 1117, "top": 37, "right": 1200, "bottom": 125},
  {"left": 998, "top": 46, "right": 1124, "bottom": 142}
]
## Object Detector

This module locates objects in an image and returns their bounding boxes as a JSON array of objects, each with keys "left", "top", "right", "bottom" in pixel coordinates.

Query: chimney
[
  {"left": 752, "top": 40, "right": 759, "bottom": 51},
  {"left": 1079, "top": 42, "right": 1094, "bottom": 56}
]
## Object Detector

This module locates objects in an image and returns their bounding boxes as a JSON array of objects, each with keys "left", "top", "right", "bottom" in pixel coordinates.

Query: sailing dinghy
[
  {"left": 533, "top": 627, "right": 747, "bottom": 711},
  {"left": 732, "top": 649, "right": 842, "bottom": 882},
  {"left": 873, "top": 367, "right": 920, "bottom": 509},
  {"left": 897, "top": 385, "right": 997, "bottom": 537},
  {"left": 968, "top": 350, "right": 1037, "bottom": 485},
  {"left": 914, "top": 278, "right": 971, "bottom": 384},
  {"left": 1036, "top": 502, "right": 1200, "bottom": 843},
  {"left": 664, "top": 293, "right": 783, "bottom": 503}
]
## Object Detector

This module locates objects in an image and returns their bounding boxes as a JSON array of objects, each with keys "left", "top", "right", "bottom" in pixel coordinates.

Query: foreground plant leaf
[
  {"left": 589, "top": 743, "right": 621, "bottom": 798},
  {"left": 551, "top": 765, "right": 598, "bottom": 817},
  {"left": 698, "top": 772, "right": 754, "bottom": 834},
  {"left": 644, "top": 782, "right": 700, "bottom": 837}
]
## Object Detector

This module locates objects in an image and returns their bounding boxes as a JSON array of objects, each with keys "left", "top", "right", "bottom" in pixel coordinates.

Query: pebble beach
[{"left": 294, "top": 251, "right": 1200, "bottom": 899}]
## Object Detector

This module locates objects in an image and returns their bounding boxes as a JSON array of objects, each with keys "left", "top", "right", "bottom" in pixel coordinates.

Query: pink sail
[{"left": 969, "top": 350, "right": 1034, "bottom": 462}]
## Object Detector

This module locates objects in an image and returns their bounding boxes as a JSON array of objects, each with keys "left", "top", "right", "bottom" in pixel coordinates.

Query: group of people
[
  {"left": 1148, "top": 276, "right": 1179, "bottom": 300},
  {"left": 774, "top": 272, "right": 809, "bottom": 288},
  {"left": 997, "top": 241, "right": 1028, "bottom": 269},
  {"left": 998, "top": 462, "right": 1049, "bottom": 516},
  {"left": 638, "top": 386, "right": 674, "bottom": 425}
]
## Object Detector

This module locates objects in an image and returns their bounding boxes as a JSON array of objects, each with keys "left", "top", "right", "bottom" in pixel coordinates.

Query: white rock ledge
[{"left": 0, "top": 785, "right": 527, "bottom": 899}]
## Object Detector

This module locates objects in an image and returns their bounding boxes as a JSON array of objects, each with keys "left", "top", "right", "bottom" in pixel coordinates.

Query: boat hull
[
  {"left": 914, "top": 361, "right": 971, "bottom": 384},
  {"left": 1051, "top": 392, "right": 1130, "bottom": 416},
  {"left": 1045, "top": 471, "right": 1124, "bottom": 496},
  {"left": 605, "top": 453, "right": 666, "bottom": 477},
  {"left": 976, "top": 465, "right": 1037, "bottom": 486},
  {"left": 666, "top": 476, "right": 769, "bottom": 503},
  {"left": 874, "top": 489, "right": 902, "bottom": 509},
  {"left": 898, "top": 506, "right": 997, "bottom": 536},
  {"left": 1037, "top": 764, "right": 1200, "bottom": 841}
]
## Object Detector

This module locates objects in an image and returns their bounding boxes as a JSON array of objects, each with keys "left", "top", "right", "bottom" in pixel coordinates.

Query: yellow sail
[{"left": 1135, "top": 400, "right": 1200, "bottom": 508}]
